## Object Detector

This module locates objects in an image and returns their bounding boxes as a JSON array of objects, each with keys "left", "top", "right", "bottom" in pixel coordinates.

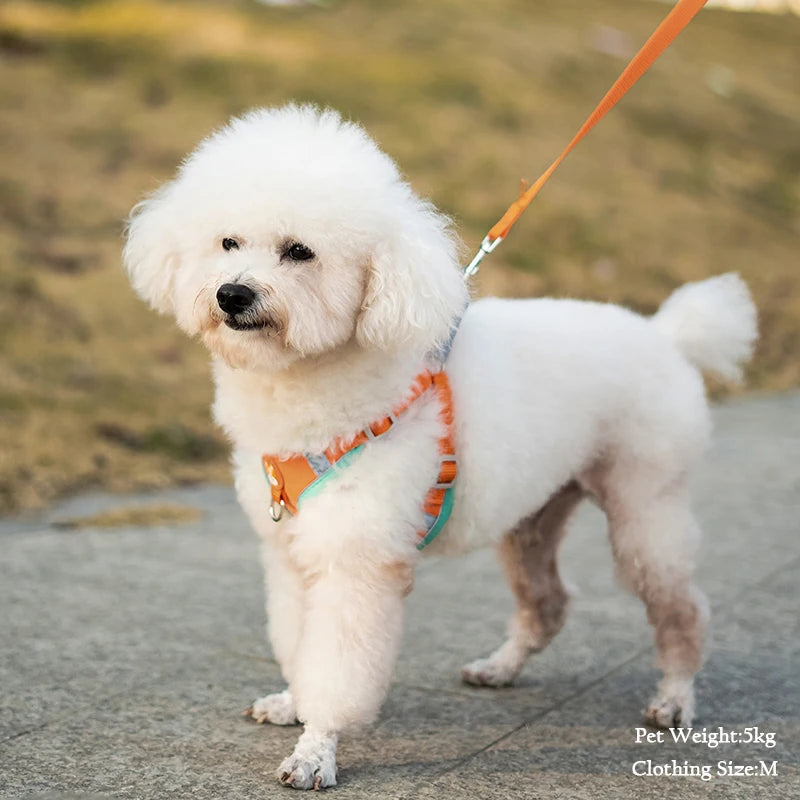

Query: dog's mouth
[{"left": 224, "top": 316, "right": 273, "bottom": 332}]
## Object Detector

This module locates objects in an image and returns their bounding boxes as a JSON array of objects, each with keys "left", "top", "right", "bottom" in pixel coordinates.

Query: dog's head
[{"left": 123, "top": 105, "right": 468, "bottom": 372}]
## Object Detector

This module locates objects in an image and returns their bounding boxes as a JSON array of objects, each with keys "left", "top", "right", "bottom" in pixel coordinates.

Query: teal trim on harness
[
  {"left": 280, "top": 310, "right": 469, "bottom": 552},
  {"left": 297, "top": 445, "right": 366, "bottom": 506},
  {"left": 293, "top": 441, "right": 454, "bottom": 551},
  {"left": 416, "top": 485, "right": 455, "bottom": 550}
]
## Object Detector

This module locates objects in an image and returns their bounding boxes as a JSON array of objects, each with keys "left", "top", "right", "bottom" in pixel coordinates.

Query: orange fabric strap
[
  {"left": 487, "top": 0, "right": 708, "bottom": 243},
  {"left": 422, "top": 372, "right": 457, "bottom": 519},
  {"left": 263, "top": 371, "right": 435, "bottom": 516},
  {"left": 323, "top": 370, "right": 435, "bottom": 462},
  {"left": 262, "top": 370, "right": 458, "bottom": 550}
]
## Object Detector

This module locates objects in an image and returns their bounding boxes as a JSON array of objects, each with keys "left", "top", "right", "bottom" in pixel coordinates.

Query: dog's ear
[
  {"left": 356, "top": 201, "right": 468, "bottom": 354},
  {"left": 123, "top": 186, "right": 179, "bottom": 315}
]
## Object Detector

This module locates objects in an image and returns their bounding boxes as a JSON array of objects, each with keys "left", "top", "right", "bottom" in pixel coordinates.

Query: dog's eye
[
  {"left": 222, "top": 237, "right": 240, "bottom": 251},
  {"left": 284, "top": 242, "right": 315, "bottom": 262}
]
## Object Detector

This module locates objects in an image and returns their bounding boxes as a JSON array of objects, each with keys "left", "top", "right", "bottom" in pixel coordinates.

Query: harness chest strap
[{"left": 262, "top": 370, "right": 457, "bottom": 550}]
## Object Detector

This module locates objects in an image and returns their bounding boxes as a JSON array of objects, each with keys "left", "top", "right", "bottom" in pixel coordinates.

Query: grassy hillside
[{"left": 0, "top": 0, "right": 798, "bottom": 513}]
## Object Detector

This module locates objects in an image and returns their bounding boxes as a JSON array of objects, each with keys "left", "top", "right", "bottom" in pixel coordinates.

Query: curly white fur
[
  {"left": 123, "top": 104, "right": 758, "bottom": 789},
  {"left": 652, "top": 273, "right": 757, "bottom": 381}
]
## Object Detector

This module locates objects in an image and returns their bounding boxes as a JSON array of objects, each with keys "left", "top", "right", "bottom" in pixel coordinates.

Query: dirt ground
[{"left": 0, "top": 0, "right": 798, "bottom": 513}]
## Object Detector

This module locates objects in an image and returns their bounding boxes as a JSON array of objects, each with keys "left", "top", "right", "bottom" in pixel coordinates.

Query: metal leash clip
[{"left": 463, "top": 234, "right": 502, "bottom": 279}]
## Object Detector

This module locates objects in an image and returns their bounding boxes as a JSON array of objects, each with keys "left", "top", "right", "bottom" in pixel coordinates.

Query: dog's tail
[{"left": 651, "top": 273, "right": 757, "bottom": 382}]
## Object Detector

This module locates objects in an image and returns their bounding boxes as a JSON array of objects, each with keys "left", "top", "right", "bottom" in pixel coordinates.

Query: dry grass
[
  {"left": 0, "top": 0, "right": 798, "bottom": 513},
  {"left": 52, "top": 502, "right": 202, "bottom": 529}
]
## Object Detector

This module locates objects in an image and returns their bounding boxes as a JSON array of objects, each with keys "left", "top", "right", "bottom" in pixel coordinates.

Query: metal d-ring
[{"left": 269, "top": 499, "right": 285, "bottom": 522}]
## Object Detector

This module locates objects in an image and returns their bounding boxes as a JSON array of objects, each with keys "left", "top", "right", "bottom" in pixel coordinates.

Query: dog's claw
[
  {"left": 243, "top": 704, "right": 274, "bottom": 724},
  {"left": 644, "top": 699, "right": 690, "bottom": 729},
  {"left": 461, "top": 657, "right": 516, "bottom": 687},
  {"left": 246, "top": 691, "right": 299, "bottom": 726},
  {"left": 276, "top": 732, "right": 338, "bottom": 790}
]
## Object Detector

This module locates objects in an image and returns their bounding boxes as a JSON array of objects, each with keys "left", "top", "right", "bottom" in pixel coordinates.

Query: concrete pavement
[{"left": 1, "top": 392, "right": 798, "bottom": 798}]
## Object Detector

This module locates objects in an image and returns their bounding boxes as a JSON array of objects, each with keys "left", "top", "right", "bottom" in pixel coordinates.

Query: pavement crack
[
  {"left": 0, "top": 721, "right": 49, "bottom": 745},
  {"left": 419, "top": 644, "right": 650, "bottom": 790},
  {"left": 413, "top": 552, "right": 800, "bottom": 789}
]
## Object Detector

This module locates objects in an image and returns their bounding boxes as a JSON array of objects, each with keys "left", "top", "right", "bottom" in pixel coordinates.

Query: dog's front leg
[
  {"left": 246, "top": 542, "right": 303, "bottom": 725},
  {"left": 276, "top": 559, "right": 412, "bottom": 790}
]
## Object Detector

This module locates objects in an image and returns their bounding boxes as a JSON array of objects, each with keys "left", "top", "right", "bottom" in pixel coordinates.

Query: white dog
[{"left": 123, "top": 104, "right": 757, "bottom": 790}]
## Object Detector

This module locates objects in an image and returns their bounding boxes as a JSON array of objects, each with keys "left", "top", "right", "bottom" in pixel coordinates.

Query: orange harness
[{"left": 262, "top": 370, "right": 458, "bottom": 550}]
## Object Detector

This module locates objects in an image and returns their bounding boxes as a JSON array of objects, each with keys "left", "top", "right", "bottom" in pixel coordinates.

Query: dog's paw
[
  {"left": 243, "top": 690, "right": 298, "bottom": 726},
  {"left": 460, "top": 657, "right": 516, "bottom": 687},
  {"left": 644, "top": 678, "right": 695, "bottom": 728},
  {"left": 276, "top": 730, "right": 337, "bottom": 790}
]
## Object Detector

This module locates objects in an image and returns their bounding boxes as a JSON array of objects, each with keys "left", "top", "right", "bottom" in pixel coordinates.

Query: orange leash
[{"left": 464, "top": 0, "right": 708, "bottom": 276}]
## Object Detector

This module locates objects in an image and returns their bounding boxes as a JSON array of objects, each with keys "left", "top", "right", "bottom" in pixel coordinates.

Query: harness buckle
[
  {"left": 434, "top": 456, "right": 458, "bottom": 490},
  {"left": 366, "top": 413, "right": 396, "bottom": 440}
]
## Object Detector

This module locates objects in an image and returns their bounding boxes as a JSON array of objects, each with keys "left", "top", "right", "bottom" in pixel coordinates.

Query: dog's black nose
[{"left": 216, "top": 283, "right": 256, "bottom": 315}]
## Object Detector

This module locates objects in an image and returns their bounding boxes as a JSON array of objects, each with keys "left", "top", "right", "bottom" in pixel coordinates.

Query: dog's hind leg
[
  {"left": 461, "top": 482, "right": 584, "bottom": 687},
  {"left": 600, "top": 469, "right": 709, "bottom": 728}
]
